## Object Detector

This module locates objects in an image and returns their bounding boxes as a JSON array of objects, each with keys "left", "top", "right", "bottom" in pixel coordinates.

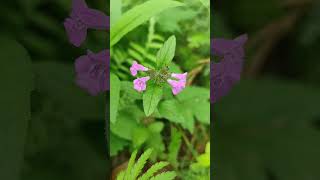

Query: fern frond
[
  {"left": 138, "top": 161, "right": 169, "bottom": 180},
  {"left": 131, "top": 148, "right": 153, "bottom": 179},
  {"left": 124, "top": 150, "right": 138, "bottom": 180},
  {"left": 149, "top": 171, "right": 177, "bottom": 180}
]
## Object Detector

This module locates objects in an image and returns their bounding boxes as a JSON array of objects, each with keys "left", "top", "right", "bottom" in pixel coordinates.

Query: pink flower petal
[
  {"left": 133, "top": 76, "right": 150, "bottom": 92},
  {"left": 171, "top": 72, "right": 187, "bottom": 82},
  {"left": 130, "top": 61, "right": 148, "bottom": 76},
  {"left": 167, "top": 79, "right": 186, "bottom": 95}
]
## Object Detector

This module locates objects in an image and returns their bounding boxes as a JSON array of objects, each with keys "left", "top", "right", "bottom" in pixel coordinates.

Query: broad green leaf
[
  {"left": 176, "top": 86, "right": 210, "bottom": 101},
  {"left": 132, "top": 127, "right": 149, "bottom": 148},
  {"left": 121, "top": 81, "right": 142, "bottom": 99},
  {"left": 110, "top": 133, "right": 129, "bottom": 156},
  {"left": 159, "top": 99, "right": 195, "bottom": 132},
  {"left": 0, "top": 37, "right": 33, "bottom": 180},
  {"left": 110, "top": 111, "right": 139, "bottom": 140},
  {"left": 156, "top": 35, "right": 176, "bottom": 68},
  {"left": 159, "top": 100, "right": 185, "bottom": 124},
  {"left": 148, "top": 122, "right": 164, "bottom": 133},
  {"left": 110, "top": 110, "right": 139, "bottom": 140},
  {"left": 143, "top": 82, "right": 163, "bottom": 116},
  {"left": 184, "top": 99, "right": 210, "bottom": 124},
  {"left": 110, "top": 73, "right": 120, "bottom": 123},
  {"left": 179, "top": 103, "right": 195, "bottom": 133},
  {"left": 110, "top": 0, "right": 183, "bottom": 47}
]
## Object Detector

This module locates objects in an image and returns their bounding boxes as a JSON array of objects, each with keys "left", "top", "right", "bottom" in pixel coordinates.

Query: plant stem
[{"left": 177, "top": 126, "right": 198, "bottom": 160}]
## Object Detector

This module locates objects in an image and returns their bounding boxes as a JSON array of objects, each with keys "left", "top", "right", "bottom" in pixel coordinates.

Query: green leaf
[
  {"left": 149, "top": 172, "right": 177, "bottom": 180},
  {"left": 143, "top": 82, "right": 163, "bottom": 116},
  {"left": 110, "top": 0, "right": 122, "bottom": 26},
  {"left": 0, "top": 37, "right": 33, "bottom": 180},
  {"left": 120, "top": 81, "right": 142, "bottom": 102},
  {"left": 159, "top": 99, "right": 194, "bottom": 132},
  {"left": 159, "top": 100, "right": 185, "bottom": 124},
  {"left": 110, "top": 0, "right": 183, "bottom": 47},
  {"left": 191, "top": 142, "right": 210, "bottom": 170},
  {"left": 168, "top": 127, "right": 182, "bottom": 168},
  {"left": 116, "top": 171, "right": 125, "bottom": 180},
  {"left": 183, "top": 99, "right": 210, "bottom": 124},
  {"left": 192, "top": 100, "right": 210, "bottom": 124},
  {"left": 156, "top": 35, "right": 176, "bottom": 68},
  {"left": 125, "top": 150, "right": 138, "bottom": 179},
  {"left": 132, "top": 127, "right": 149, "bottom": 148},
  {"left": 131, "top": 149, "right": 153, "bottom": 179},
  {"left": 138, "top": 162, "right": 169, "bottom": 180},
  {"left": 148, "top": 122, "right": 164, "bottom": 133},
  {"left": 176, "top": 86, "right": 209, "bottom": 101},
  {"left": 110, "top": 133, "right": 129, "bottom": 156},
  {"left": 110, "top": 73, "right": 121, "bottom": 123},
  {"left": 110, "top": 110, "right": 139, "bottom": 140}
]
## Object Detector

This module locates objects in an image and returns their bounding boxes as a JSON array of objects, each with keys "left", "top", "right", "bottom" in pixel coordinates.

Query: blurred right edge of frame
[{"left": 212, "top": 0, "right": 320, "bottom": 180}]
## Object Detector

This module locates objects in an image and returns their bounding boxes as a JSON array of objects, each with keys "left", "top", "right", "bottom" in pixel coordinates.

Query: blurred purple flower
[
  {"left": 133, "top": 76, "right": 150, "bottom": 92},
  {"left": 211, "top": 34, "right": 247, "bottom": 103},
  {"left": 130, "top": 61, "right": 149, "bottom": 76},
  {"left": 64, "top": 0, "right": 110, "bottom": 47},
  {"left": 75, "top": 49, "right": 109, "bottom": 95}
]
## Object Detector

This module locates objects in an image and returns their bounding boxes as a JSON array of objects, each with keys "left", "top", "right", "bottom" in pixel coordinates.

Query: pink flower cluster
[{"left": 130, "top": 61, "right": 187, "bottom": 95}]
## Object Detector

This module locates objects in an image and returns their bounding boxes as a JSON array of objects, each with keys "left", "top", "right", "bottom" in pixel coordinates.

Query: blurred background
[
  {"left": 212, "top": 0, "right": 320, "bottom": 179},
  {"left": 0, "top": 1, "right": 109, "bottom": 180}
]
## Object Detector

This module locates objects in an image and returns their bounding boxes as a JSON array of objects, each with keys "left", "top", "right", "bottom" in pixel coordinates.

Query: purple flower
[
  {"left": 211, "top": 34, "right": 247, "bottom": 59},
  {"left": 211, "top": 34, "right": 247, "bottom": 103},
  {"left": 75, "top": 49, "right": 109, "bottom": 95},
  {"left": 167, "top": 79, "right": 186, "bottom": 95},
  {"left": 130, "top": 61, "right": 149, "bottom": 76},
  {"left": 133, "top": 76, "right": 150, "bottom": 92},
  {"left": 64, "top": 0, "right": 110, "bottom": 47},
  {"left": 171, "top": 72, "right": 187, "bottom": 82}
]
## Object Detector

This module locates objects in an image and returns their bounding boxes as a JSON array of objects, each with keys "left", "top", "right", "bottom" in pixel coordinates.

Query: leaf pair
[{"left": 143, "top": 36, "right": 177, "bottom": 116}]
